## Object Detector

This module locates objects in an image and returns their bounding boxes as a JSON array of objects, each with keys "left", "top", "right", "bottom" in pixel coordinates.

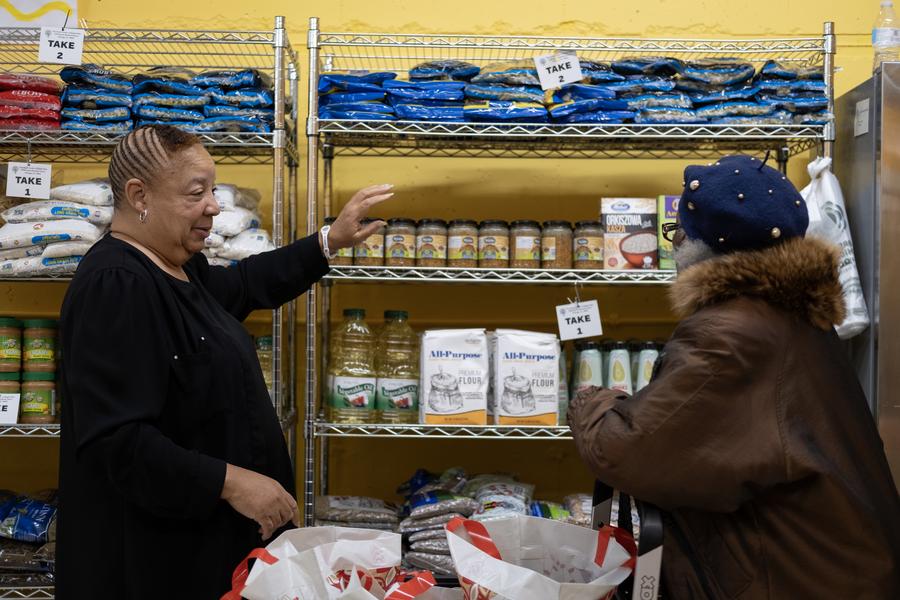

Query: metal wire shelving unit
[
  {"left": 303, "top": 18, "right": 836, "bottom": 525},
  {"left": 0, "top": 19, "right": 300, "bottom": 599}
]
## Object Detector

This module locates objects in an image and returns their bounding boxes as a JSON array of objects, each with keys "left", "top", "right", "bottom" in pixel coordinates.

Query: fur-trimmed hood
[{"left": 669, "top": 236, "right": 846, "bottom": 330}]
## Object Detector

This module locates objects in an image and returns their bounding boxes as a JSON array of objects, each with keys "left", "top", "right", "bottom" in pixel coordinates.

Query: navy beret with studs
[{"left": 678, "top": 154, "right": 809, "bottom": 253}]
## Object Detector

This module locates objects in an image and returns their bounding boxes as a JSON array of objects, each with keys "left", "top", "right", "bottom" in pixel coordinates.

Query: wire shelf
[
  {"left": 324, "top": 265, "right": 676, "bottom": 285},
  {"left": 315, "top": 422, "right": 573, "bottom": 440},
  {"left": 0, "top": 424, "right": 60, "bottom": 438},
  {"left": 0, "top": 587, "right": 53, "bottom": 599}
]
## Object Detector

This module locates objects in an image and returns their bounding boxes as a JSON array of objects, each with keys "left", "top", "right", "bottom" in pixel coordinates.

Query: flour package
[
  {"left": 801, "top": 157, "right": 869, "bottom": 339},
  {"left": 49, "top": 178, "right": 114, "bottom": 207},
  {"left": 420, "top": 329, "right": 489, "bottom": 425},
  {"left": 2, "top": 200, "right": 113, "bottom": 227},
  {"left": 217, "top": 228, "right": 275, "bottom": 260},
  {"left": 493, "top": 330, "right": 560, "bottom": 426},
  {"left": 212, "top": 206, "right": 260, "bottom": 237},
  {"left": 0, "top": 220, "right": 102, "bottom": 249}
]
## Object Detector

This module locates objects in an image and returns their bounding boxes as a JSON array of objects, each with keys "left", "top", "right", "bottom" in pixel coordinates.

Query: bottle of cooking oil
[
  {"left": 375, "top": 310, "right": 420, "bottom": 424},
  {"left": 256, "top": 335, "right": 274, "bottom": 401},
  {"left": 327, "top": 308, "right": 376, "bottom": 423}
]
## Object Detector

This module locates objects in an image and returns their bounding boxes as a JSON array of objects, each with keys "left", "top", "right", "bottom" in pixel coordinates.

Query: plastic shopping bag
[
  {"left": 222, "top": 526, "right": 458, "bottom": 600},
  {"left": 800, "top": 157, "right": 870, "bottom": 339},
  {"left": 445, "top": 515, "right": 633, "bottom": 600}
]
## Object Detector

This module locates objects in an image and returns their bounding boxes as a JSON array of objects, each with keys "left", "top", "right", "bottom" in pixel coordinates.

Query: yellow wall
[{"left": 0, "top": 0, "right": 880, "bottom": 508}]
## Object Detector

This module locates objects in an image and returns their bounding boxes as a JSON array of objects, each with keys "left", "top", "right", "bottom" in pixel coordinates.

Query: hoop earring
[{"left": 139, "top": 209, "right": 148, "bottom": 224}]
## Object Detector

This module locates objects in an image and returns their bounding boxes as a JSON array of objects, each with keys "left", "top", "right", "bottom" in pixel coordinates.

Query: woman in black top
[{"left": 56, "top": 125, "right": 392, "bottom": 599}]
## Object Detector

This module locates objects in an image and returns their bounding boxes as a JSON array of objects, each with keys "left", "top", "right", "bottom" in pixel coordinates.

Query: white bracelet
[{"left": 320, "top": 225, "right": 336, "bottom": 260}]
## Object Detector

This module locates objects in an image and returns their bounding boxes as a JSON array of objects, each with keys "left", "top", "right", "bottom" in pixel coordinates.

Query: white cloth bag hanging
[{"left": 800, "top": 156, "right": 870, "bottom": 339}]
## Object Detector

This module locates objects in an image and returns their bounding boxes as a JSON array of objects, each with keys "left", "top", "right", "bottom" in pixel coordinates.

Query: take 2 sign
[
  {"left": 534, "top": 50, "right": 583, "bottom": 91},
  {"left": 6, "top": 162, "right": 52, "bottom": 200},
  {"left": 38, "top": 27, "right": 85, "bottom": 65}
]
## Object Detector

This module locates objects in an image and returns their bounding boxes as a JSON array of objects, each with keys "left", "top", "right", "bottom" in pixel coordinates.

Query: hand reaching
[{"left": 326, "top": 184, "right": 394, "bottom": 251}]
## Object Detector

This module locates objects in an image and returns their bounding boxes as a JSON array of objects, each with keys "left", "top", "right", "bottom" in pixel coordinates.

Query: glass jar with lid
[
  {"left": 384, "top": 218, "right": 417, "bottom": 267},
  {"left": 324, "top": 217, "right": 353, "bottom": 266},
  {"left": 416, "top": 219, "right": 448, "bottom": 267},
  {"left": 478, "top": 220, "right": 510, "bottom": 269},
  {"left": 447, "top": 220, "right": 478, "bottom": 268},
  {"left": 0, "top": 317, "right": 21, "bottom": 373},
  {"left": 541, "top": 221, "right": 573, "bottom": 269},
  {"left": 509, "top": 220, "right": 542, "bottom": 269},
  {"left": 0, "top": 372, "right": 19, "bottom": 397},
  {"left": 573, "top": 221, "right": 604, "bottom": 269},
  {"left": 21, "top": 372, "right": 55, "bottom": 424},
  {"left": 353, "top": 218, "right": 386, "bottom": 266},
  {"left": 22, "top": 319, "right": 56, "bottom": 373}
]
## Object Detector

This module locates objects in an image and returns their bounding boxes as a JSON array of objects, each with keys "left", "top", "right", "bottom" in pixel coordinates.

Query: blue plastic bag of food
[
  {"left": 193, "top": 116, "right": 272, "bottom": 133},
  {"left": 60, "top": 64, "right": 133, "bottom": 94},
  {"left": 317, "top": 72, "right": 397, "bottom": 94},
  {"left": 409, "top": 60, "right": 479, "bottom": 81},
  {"left": 320, "top": 91, "right": 386, "bottom": 105},
  {"left": 579, "top": 60, "right": 626, "bottom": 83},
  {"left": 463, "top": 100, "right": 547, "bottom": 121},
  {"left": 758, "top": 94, "right": 828, "bottom": 113},
  {"left": 318, "top": 108, "right": 397, "bottom": 121},
  {"left": 756, "top": 79, "right": 826, "bottom": 94},
  {"left": 132, "top": 75, "right": 206, "bottom": 97},
  {"left": 688, "top": 85, "right": 759, "bottom": 105},
  {"left": 393, "top": 103, "right": 465, "bottom": 121},
  {"left": 695, "top": 101, "right": 776, "bottom": 119},
  {"left": 135, "top": 119, "right": 197, "bottom": 130},
  {"left": 624, "top": 92, "right": 693, "bottom": 109},
  {"left": 600, "top": 77, "right": 676, "bottom": 94},
  {"left": 682, "top": 59, "right": 756, "bottom": 86},
  {"left": 793, "top": 110, "right": 832, "bottom": 125},
  {"left": 191, "top": 69, "right": 272, "bottom": 90},
  {"left": 62, "top": 119, "right": 134, "bottom": 131},
  {"left": 760, "top": 60, "right": 824, "bottom": 80},
  {"left": 612, "top": 56, "right": 684, "bottom": 77},
  {"left": 60, "top": 106, "right": 131, "bottom": 122},
  {"left": 548, "top": 97, "right": 630, "bottom": 118},
  {"left": 320, "top": 102, "right": 394, "bottom": 115},
  {"left": 471, "top": 60, "right": 540, "bottom": 86},
  {"left": 559, "top": 110, "right": 636, "bottom": 123},
  {"left": 202, "top": 105, "right": 275, "bottom": 122},
  {"left": 383, "top": 80, "right": 466, "bottom": 102},
  {"left": 133, "top": 104, "right": 205, "bottom": 122},
  {"left": 0, "top": 497, "right": 56, "bottom": 544},
  {"left": 635, "top": 107, "right": 706, "bottom": 124},
  {"left": 464, "top": 84, "right": 544, "bottom": 104},
  {"left": 553, "top": 84, "right": 619, "bottom": 102},
  {"left": 62, "top": 87, "right": 133, "bottom": 109},
  {"left": 712, "top": 111, "right": 793, "bottom": 125},
  {"left": 208, "top": 87, "right": 275, "bottom": 108},
  {"left": 132, "top": 92, "right": 210, "bottom": 109}
]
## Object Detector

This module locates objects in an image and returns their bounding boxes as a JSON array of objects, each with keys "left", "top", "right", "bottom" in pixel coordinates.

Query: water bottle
[
  {"left": 874, "top": 1, "right": 900, "bottom": 72},
  {"left": 375, "top": 310, "right": 420, "bottom": 424},
  {"left": 327, "top": 308, "right": 376, "bottom": 423}
]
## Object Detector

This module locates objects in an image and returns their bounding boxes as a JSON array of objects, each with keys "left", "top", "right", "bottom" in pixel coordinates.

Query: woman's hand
[
  {"left": 221, "top": 463, "right": 300, "bottom": 540},
  {"left": 325, "top": 184, "right": 394, "bottom": 251}
]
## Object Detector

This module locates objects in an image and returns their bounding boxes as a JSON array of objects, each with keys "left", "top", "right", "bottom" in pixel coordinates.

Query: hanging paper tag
[
  {"left": 38, "top": 27, "right": 85, "bottom": 65},
  {"left": 6, "top": 162, "right": 52, "bottom": 200},
  {"left": 0, "top": 394, "right": 20, "bottom": 425},
  {"left": 556, "top": 300, "right": 602, "bottom": 341},
  {"left": 534, "top": 51, "right": 583, "bottom": 91}
]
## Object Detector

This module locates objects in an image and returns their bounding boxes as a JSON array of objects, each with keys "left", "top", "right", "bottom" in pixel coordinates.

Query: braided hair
[{"left": 108, "top": 125, "right": 200, "bottom": 208}]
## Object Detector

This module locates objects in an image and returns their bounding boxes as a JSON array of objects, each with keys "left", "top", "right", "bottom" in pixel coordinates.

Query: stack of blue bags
[
  {"left": 60, "top": 64, "right": 134, "bottom": 132},
  {"left": 59, "top": 65, "right": 276, "bottom": 133},
  {"left": 316, "top": 56, "right": 829, "bottom": 126}
]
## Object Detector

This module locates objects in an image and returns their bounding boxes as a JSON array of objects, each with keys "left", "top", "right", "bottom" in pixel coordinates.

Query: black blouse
[{"left": 55, "top": 233, "right": 329, "bottom": 599}]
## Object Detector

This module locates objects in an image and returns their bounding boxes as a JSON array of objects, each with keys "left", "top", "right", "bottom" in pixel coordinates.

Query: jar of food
[
  {"left": 353, "top": 218, "right": 385, "bottom": 266},
  {"left": 22, "top": 319, "right": 56, "bottom": 373},
  {"left": 573, "top": 221, "right": 604, "bottom": 269},
  {"left": 324, "top": 217, "right": 353, "bottom": 266},
  {"left": 416, "top": 219, "right": 448, "bottom": 267},
  {"left": 20, "top": 372, "right": 55, "bottom": 424},
  {"left": 0, "top": 372, "right": 20, "bottom": 396},
  {"left": 384, "top": 218, "right": 417, "bottom": 267},
  {"left": 509, "top": 220, "right": 542, "bottom": 269},
  {"left": 447, "top": 220, "right": 478, "bottom": 268},
  {"left": 478, "top": 220, "right": 510, "bottom": 269},
  {"left": 0, "top": 317, "right": 22, "bottom": 373},
  {"left": 541, "top": 221, "right": 573, "bottom": 269}
]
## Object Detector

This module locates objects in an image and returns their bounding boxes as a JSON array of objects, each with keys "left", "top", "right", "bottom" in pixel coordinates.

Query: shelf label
[
  {"left": 6, "top": 162, "right": 52, "bottom": 200},
  {"left": 0, "top": 394, "right": 20, "bottom": 425},
  {"left": 854, "top": 98, "right": 870, "bottom": 138},
  {"left": 534, "top": 51, "right": 583, "bottom": 91},
  {"left": 556, "top": 300, "right": 602, "bottom": 341},
  {"left": 38, "top": 27, "right": 85, "bottom": 65}
]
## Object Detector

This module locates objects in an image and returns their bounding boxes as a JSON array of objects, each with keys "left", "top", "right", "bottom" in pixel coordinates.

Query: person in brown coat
[{"left": 569, "top": 155, "right": 900, "bottom": 599}]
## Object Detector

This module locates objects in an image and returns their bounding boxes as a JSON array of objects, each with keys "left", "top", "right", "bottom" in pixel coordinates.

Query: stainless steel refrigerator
[{"left": 834, "top": 62, "right": 900, "bottom": 484}]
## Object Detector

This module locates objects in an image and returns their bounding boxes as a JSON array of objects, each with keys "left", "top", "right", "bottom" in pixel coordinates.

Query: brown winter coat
[{"left": 569, "top": 237, "right": 900, "bottom": 599}]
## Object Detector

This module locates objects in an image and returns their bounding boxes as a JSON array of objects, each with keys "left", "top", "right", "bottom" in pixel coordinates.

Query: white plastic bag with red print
[
  {"left": 221, "top": 526, "right": 461, "bottom": 600},
  {"left": 445, "top": 515, "right": 634, "bottom": 600}
]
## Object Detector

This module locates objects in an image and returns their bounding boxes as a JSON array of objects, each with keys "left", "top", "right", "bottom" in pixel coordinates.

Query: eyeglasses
[{"left": 662, "top": 222, "right": 681, "bottom": 242}]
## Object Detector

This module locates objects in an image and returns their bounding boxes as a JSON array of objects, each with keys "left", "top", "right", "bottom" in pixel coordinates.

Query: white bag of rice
[
  {"left": 212, "top": 207, "right": 260, "bottom": 237},
  {"left": 216, "top": 228, "right": 274, "bottom": 260},
  {"left": 0, "top": 220, "right": 102, "bottom": 249},
  {"left": 49, "top": 179, "right": 114, "bottom": 207},
  {"left": 2, "top": 200, "right": 113, "bottom": 227},
  {"left": 0, "top": 255, "right": 81, "bottom": 277},
  {"left": 42, "top": 241, "right": 94, "bottom": 259},
  {"left": 0, "top": 245, "right": 44, "bottom": 260}
]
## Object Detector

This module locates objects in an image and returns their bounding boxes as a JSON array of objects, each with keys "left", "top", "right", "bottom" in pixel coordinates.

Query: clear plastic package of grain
[
  {"left": 420, "top": 329, "right": 489, "bottom": 425},
  {"left": 493, "top": 329, "right": 560, "bottom": 425},
  {"left": 600, "top": 197, "right": 659, "bottom": 270}
]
